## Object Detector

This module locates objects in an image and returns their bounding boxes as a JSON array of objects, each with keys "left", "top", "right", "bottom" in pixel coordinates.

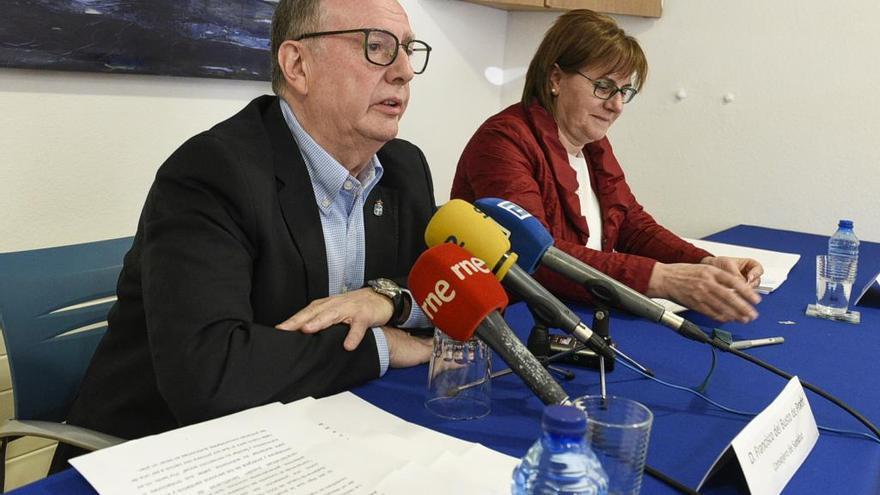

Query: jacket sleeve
[
  {"left": 140, "top": 134, "right": 380, "bottom": 426},
  {"left": 589, "top": 138, "right": 712, "bottom": 290}
]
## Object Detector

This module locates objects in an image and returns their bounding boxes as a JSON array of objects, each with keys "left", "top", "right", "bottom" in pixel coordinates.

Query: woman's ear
[{"left": 549, "top": 63, "right": 563, "bottom": 94}]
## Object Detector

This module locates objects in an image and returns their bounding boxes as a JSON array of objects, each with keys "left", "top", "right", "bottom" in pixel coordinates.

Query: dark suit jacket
[{"left": 63, "top": 95, "right": 436, "bottom": 444}]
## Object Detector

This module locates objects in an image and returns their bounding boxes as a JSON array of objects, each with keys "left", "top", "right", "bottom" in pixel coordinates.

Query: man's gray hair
[{"left": 270, "top": 0, "right": 324, "bottom": 95}]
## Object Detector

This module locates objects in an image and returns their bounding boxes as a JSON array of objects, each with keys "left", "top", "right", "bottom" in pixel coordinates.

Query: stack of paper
[
  {"left": 70, "top": 392, "right": 518, "bottom": 494},
  {"left": 653, "top": 238, "right": 801, "bottom": 314}
]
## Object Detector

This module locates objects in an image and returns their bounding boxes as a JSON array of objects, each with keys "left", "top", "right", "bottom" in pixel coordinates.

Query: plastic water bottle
[
  {"left": 511, "top": 405, "right": 609, "bottom": 495},
  {"left": 828, "top": 220, "right": 859, "bottom": 262},
  {"left": 819, "top": 220, "right": 860, "bottom": 315}
]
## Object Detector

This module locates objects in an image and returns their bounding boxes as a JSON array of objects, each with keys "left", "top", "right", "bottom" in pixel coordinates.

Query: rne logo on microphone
[
  {"left": 498, "top": 200, "right": 532, "bottom": 220},
  {"left": 419, "top": 257, "right": 491, "bottom": 319},
  {"left": 450, "top": 256, "right": 490, "bottom": 280},
  {"left": 420, "top": 279, "right": 454, "bottom": 320}
]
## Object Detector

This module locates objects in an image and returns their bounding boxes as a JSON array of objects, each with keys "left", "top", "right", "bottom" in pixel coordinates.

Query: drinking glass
[
  {"left": 573, "top": 395, "right": 653, "bottom": 495},
  {"left": 425, "top": 329, "right": 491, "bottom": 420}
]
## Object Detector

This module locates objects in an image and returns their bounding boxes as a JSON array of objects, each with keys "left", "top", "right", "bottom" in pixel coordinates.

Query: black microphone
[
  {"left": 474, "top": 198, "right": 710, "bottom": 344},
  {"left": 540, "top": 246, "right": 710, "bottom": 343},
  {"left": 408, "top": 243, "right": 571, "bottom": 406}
]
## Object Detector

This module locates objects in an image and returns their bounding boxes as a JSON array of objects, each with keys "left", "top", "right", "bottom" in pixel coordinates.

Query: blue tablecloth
[{"left": 12, "top": 225, "right": 880, "bottom": 494}]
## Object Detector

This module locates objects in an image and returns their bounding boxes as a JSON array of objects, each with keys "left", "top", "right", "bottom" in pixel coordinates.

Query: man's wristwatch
[{"left": 366, "top": 278, "right": 408, "bottom": 327}]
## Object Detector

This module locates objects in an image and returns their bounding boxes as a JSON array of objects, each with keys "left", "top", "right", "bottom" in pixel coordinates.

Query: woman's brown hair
[{"left": 522, "top": 10, "right": 648, "bottom": 116}]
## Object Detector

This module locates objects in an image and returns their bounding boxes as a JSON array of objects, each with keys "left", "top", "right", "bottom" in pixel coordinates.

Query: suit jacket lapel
[
  {"left": 264, "top": 99, "right": 329, "bottom": 300},
  {"left": 525, "top": 101, "right": 591, "bottom": 240},
  {"left": 363, "top": 182, "right": 399, "bottom": 282}
]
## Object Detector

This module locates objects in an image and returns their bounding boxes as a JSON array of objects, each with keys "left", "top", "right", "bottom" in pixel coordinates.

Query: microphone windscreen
[
  {"left": 408, "top": 243, "right": 508, "bottom": 342},
  {"left": 474, "top": 198, "right": 553, "bottom": 274},
  {"left": 424, "top": 199, "right": 518, "bottom": 281}
]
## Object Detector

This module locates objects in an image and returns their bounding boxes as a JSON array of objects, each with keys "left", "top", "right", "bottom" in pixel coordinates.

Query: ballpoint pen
[{"left": 729, "top": 336, "right": 785, "bottom": 350}]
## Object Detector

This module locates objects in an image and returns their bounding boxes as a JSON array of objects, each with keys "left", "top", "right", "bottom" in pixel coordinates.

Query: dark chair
[{"left": 0, "top": 237, "right": 133, "bottom": 492}]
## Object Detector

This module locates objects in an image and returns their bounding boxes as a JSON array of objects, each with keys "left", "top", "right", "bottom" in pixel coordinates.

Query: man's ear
[{"left": 278, "top": 40, "right": 310, "bottom": 96}]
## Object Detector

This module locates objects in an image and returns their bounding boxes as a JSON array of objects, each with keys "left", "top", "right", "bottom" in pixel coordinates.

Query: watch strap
[{"left": 388, "top": 291, "right": 408, "bottom": 327}]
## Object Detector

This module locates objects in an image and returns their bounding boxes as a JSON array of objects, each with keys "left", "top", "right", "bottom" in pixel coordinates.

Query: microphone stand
[
  {"left": 526, "top": 301, "right": 653, "bottom": 381},
  {"left": 526, "top": 320, "right": 576, "bottom": 381},
  {"left": 524, "top": 302, "right": 654, "bottom": 384},
  {"left": 594, "top": 308, "right": 610, "bottom": 399},
  {"left": 591, "top": 306, "right": 654, "bottom": 387}
]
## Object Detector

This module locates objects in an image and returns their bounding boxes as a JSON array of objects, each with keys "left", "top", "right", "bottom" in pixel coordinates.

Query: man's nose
[{"left": 387, "top": 47, "right": 415, "bottom": 83}]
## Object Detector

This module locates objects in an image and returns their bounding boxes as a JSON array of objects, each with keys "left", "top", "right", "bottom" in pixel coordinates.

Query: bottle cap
[
  {"left": 839, "top": 219, "right": 854, "bottom": 229},
  {"left": 542, "top": 405, "right": 587, "bottom": 436}
]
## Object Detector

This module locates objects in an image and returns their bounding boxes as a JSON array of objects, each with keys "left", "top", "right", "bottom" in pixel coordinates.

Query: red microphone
[{"left": 409, "top": 243, "right": 570, "bottom": 405}]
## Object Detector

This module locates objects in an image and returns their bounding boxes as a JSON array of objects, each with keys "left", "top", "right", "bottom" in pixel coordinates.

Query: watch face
[
  {"left": 370, "top": 278, "right": 400, "bottom": 297},
  {"left": 368, "top": 278, "right": 406, "bottom": 325}
]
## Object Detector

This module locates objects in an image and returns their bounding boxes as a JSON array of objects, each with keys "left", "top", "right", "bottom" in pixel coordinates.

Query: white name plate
[
  {"left": 855, "top": 269, "right": 880, "bottom": 307},
  {"left": 699, "top": 377, "right": 819, "bottom": 495}
]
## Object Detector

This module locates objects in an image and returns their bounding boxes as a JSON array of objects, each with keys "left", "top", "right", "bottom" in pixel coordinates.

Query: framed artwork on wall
[{"left": 0, "top": 0, "right": 275, "bottom": 80}]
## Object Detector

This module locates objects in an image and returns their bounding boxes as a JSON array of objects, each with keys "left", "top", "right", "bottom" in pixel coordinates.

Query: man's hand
[
  {"left": 275, "top": 288, "right": 393, "bottom": 351},
  {"left": 701, "top": 256, "right": 764, "bottom": 288},
  {"left": 647, "top": 262, "right": 761, "bottom": 323},
  {"left": 384, "top": 327, "right": 433, "bottom": 367}
]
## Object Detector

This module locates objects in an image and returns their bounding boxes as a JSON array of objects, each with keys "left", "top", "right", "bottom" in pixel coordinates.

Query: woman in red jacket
[{"left": 451, "top": 10, "right": 762, "bottom": 323}]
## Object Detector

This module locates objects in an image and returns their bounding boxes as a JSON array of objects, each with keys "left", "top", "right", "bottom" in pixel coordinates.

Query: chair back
[{"left": 0, "top": 237, "right": 133, "bottom": 422}]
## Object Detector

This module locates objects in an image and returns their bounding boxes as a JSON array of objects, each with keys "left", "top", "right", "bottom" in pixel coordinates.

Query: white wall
[
  {"left": 0, "top": 72, "right": 268, "bottom": 252},
  {"left": 0, "top": 0, "right": 506, "bottom": 252},
  {"left": 503, "top": 0, "right": 880, "bottom": 242},
  {"left": 4, "top": 0, "right": 879, "bottom": 254},
  {"left": 396, "top": 0, "right": 507, "bottom": 203}
]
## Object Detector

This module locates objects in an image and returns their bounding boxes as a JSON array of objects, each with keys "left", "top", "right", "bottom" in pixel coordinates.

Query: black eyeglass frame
[
  {"left": 294, "top": 28, "right": 432, "bottom": 74},
  {"left": 574, "top": 70, "right": 638, "bottom": 104}
]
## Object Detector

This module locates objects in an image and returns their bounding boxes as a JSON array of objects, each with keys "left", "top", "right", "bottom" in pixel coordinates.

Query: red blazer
[{"left": 451, "top": 101, "right": 711, "bottom": 302}]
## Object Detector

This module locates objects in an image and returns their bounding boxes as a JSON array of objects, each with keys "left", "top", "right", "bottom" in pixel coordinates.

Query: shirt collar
[{"left": 279, "top": 99, "right": 384, "bottom": 209}]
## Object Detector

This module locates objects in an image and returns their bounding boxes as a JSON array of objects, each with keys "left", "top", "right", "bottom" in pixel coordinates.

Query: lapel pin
[{"left": 373, "top": 199, "right": 384, "bottom": 217}]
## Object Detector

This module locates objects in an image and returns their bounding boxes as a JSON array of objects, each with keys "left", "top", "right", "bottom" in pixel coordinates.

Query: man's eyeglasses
[
  {"left": 575, "top": 70, "right": 638, "bottom": 104},
  {"left": 295, "top": 28, "right": 432, "bottom": 74}
]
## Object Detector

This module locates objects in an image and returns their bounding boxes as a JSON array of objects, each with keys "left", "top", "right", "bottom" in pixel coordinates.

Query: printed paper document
[{"left": 71, "top": 393, "right": 517, "bottom": 494}]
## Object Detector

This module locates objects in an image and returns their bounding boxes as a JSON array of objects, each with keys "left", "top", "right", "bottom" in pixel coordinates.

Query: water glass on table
[
  {"left": 424, "top": 329, "right": 491, "bottom": 420},
  {"left": 574, "top": 395, "right": 653, "bottom": 495},
  {"left": 815, "top": 254, "right": 858, "bottom": 316}
]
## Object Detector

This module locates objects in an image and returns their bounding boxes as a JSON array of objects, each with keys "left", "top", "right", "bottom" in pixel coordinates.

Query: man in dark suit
[{"left": 53, "top": 0, "right": 436, "bottom": 470}]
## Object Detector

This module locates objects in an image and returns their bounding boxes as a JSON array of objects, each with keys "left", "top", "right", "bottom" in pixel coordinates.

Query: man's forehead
[{"left": 322, "top": 0, "right": 413, "bottom": 36}]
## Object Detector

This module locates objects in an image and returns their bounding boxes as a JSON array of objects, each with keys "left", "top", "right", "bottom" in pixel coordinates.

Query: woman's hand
[
  {"left": 647, "top": 262, "right": 761, "bottom": 323},
  {"left": 701, "top": 256, "right": 764, "bottom": 289}
]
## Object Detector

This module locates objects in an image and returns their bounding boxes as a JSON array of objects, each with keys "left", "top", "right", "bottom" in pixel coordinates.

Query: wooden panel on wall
[
  {"left": 460, "top": 0, "right": 662, "bottom": 17},
  {"left": 464, "top": 0, "right": 545, "bottom": 10},
  {"left": 546, "top": 0, "right": 661, "bottom": 17}
]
